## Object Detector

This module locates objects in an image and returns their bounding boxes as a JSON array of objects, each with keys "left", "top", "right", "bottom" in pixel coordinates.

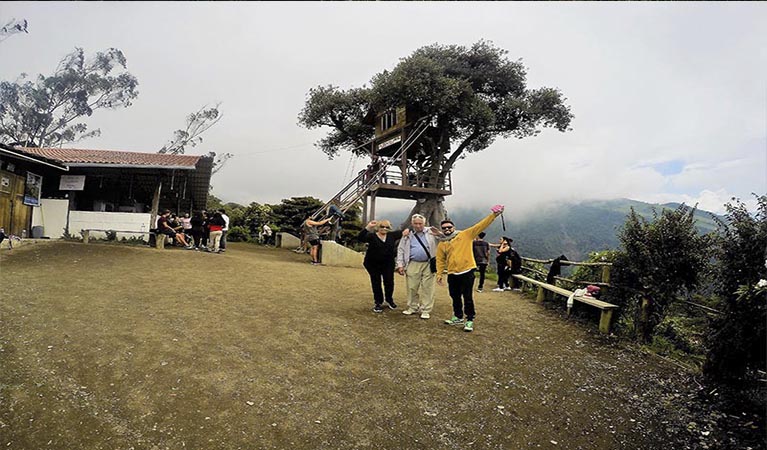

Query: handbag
[{"left": 413, "top": 232, "right": 437, "bottom": 273}]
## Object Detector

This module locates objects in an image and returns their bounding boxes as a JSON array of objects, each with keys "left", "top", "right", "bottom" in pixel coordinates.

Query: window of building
[{"left": 380, "top": 110, "right": 397, "bottom": 131}]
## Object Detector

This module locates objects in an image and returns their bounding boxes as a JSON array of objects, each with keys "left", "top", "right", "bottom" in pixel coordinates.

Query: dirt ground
[{"left": 0, "top": 241, "right": 764, "bottom": 450}]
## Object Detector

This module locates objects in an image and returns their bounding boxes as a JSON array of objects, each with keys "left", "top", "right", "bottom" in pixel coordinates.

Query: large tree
[
  {"left": 298, "top": 40, "right": 573, "bottom": 224},
  {"left": 0, "top": 47, "right": 138, "bottom": 147}
]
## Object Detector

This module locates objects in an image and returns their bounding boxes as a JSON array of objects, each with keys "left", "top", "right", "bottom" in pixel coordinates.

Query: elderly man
[
  {"left": 396, "top": 214, "right": 439, "bottom": 319},
  {"left": 436, "top": 204, "right": 505, "bottom": 332}
]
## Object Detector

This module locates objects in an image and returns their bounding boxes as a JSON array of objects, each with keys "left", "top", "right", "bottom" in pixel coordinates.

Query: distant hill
[{"left": 384, "top": 199, "right": 722, "bottom": 261}]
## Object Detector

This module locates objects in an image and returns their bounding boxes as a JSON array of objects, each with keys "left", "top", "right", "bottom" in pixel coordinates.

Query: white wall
[
  {"left": 68, "top": 211, "right": 152, "bottom": 239},
  {"left": 31, "top": 199, "right": 69, "bottom": 238},
  {"left": 31, "top": 200, "right": 153, "bottom": 239}
]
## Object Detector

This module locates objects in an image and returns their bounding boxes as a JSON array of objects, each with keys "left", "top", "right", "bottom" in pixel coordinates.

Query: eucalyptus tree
[
  {"left": 298, "top": 40, "right": 573, "bottom": 223},
  {"left": 0, "top": 47, "right": 138, "bottom": 147}
]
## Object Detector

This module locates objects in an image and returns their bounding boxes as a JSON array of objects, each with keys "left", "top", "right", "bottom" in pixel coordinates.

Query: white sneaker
[
  {"left": 504, "top": 287, "right": 513, "bottom": 291},
  {"left": 492, "top": 288, "right": 504, "bottom": 292},
  {"left": 402, "top": 309, "right": 417, "bottom": 315},
  {"left": 420, "top": 312, "right": 430, "bottom": 320}
]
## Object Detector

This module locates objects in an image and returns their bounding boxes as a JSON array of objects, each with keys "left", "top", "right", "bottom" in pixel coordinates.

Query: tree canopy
[
  {"left": 0, "top": 47, "right": 138, "bottom": 147},
  {"left": 298, "top": 40, "right": 573, "bottom": 177}
]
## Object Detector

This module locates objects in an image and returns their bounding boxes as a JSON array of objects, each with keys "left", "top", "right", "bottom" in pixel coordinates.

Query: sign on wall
[
  {"left": 59, "top": 175, "right": 86, "bottom": 191},
  {"left": 23, "top": 171, "right": 43, "bottom": 206}
]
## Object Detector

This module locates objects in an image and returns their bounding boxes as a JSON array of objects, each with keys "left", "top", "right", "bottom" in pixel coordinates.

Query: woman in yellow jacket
[{"left": 436, "top": 204, "right": 505, "bottom": 332}]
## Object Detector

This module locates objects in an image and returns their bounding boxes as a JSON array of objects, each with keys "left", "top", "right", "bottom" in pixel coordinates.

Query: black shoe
[
  {"left": 383, "top": 300, "right": 397, "bottom": 310},
  {"left": 373, "top": 305, "right": 384, "bottom": 313}
]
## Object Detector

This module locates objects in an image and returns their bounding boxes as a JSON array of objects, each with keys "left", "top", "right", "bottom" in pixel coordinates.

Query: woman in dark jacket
[
  {"left": 190, "top": 211, "right": 205, "bottom": 249},
  {"left": 358, "top": 220, "right": 409, "bottom": 313}
]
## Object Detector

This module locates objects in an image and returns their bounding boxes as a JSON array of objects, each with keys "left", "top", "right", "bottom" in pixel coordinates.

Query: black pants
[
  {"left": 365, "top": 263, "right": 394, "bottom": 306},
  {"left": 448, "top": 270, "right": 476, "bottom": 321},
  {"left": 510, "top": 270, "right": 521, "bottom": 288},
  {"left": 498, "top": 267, "right": 510, "bottom": 289},
  {"left": 476, "top": 263, "right": 487, "bottom": 289},
  {"left": 220, "top": 230, "right": 227, "bottom": 249},
  {"left": 191, "top": 228, "right": 203, "bottom": 247}
]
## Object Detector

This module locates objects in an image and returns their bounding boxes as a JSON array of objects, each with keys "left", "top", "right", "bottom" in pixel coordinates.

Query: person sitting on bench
[{"left": 157, "top": 210, "right": 193, "bottom": 249}]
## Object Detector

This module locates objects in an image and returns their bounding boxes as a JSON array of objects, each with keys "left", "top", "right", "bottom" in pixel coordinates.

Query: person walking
[
  {"left": 436, "top": 205, "right": 505, "bottom": 332},
  {"left": 358, "top": 220, "right": 408, "bottom": 313},
  {"left": 472, "top": 232, "right": 491, "bottom": 293},
  {"left": 396, "top": 214, "right": 438, "bottom": 319}
]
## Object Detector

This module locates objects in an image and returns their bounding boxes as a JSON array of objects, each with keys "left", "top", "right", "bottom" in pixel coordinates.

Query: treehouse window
[{"left": 380, "top": 110, "right": 397, "bottom": 131}]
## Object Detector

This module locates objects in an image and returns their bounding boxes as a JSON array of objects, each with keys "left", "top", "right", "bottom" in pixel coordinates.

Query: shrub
[
  {"left": 704, "top": 195, "right": 767, "bottom": 382},
  {"left": 226, "top": 226, "right": 251, "bottom": 242}
]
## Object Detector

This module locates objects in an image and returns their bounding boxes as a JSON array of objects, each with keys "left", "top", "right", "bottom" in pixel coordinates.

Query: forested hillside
[{"left": 386, "top": 199, "right": 721, "bottom": 260}]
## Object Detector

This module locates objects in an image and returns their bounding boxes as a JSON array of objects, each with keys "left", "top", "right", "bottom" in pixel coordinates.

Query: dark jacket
[{"left": 358, "top": 228, "right": 404, "bottom": 268}]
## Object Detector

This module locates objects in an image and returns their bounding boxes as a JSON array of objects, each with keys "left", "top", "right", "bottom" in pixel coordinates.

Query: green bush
[{"left": 226, "top": 226, "right": 251, "bottom": 242}]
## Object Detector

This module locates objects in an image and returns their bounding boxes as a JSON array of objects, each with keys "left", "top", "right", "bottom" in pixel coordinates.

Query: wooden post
[
  {"left": 599, "top": 310, "right": 614, "bottom": 334},
  {"left": 362, "top": 195, "right": 368, "bottom": 224},
  {"left": 82, "top": 230, "right": 90, "bottom": 244},
  {"left": 639, "top": 297, "right": 651, "bottom": 341},
  {"left": 369, "top": 191, "right": 377, "bottom": 221},
  {"left": 536, "top": 286, "right": 545, "bottom": 303},
  {"left": 602, "top": 265, "right": 611, "bottom": 284},
  {"left": 156, "top": 233, "right": 165, "bottom": 249},
  {"left": 149, "top": 181, "right": 162, "bottom": 232}
]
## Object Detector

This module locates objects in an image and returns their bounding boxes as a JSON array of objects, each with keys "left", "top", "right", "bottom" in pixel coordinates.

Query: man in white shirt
[
  {"left": 219, "top": 208, "right": 230, "bottom": 252},
  {"left": 261, "top": 223, "right": 273, "bottom": 245}
]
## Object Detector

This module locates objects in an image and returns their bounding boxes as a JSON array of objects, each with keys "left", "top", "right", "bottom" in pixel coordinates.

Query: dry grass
[{"left": 0, "top": 242, "right": 758, "bottom": 449}]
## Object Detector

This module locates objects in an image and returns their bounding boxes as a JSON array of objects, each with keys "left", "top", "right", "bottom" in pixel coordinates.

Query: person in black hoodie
[{"left": 358, "top": 220, "right": 409, "bottom": 313}]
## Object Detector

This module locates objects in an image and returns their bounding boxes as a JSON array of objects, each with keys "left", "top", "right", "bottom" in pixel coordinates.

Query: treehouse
[
  {"left": 355, "top": 105, "right": 451, "bottom": 222},
  {"left": 309, "top": 105, "right": 453, "bottom": 226}
]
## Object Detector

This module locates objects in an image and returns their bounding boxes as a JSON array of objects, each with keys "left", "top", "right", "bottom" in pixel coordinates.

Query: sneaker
[
  {"left": 402, "top": 309, "right": 417, "bottom": 315},
  {"left": 444, "top": 316, "right": 464, "bottom": 325},
  {"left": 513, "top": 288, "right": 522, "bottom": 292},
  {"left": 420, "top": 312, "right": 430, "bottom": 320},
  {"left": 311, "top": 261, "right": 320, "bottom": 265},
  {"left": 372, "top": 305, "right": 383, "bottom": 313},
  {"left": 504, "top": 287, "right": 512, "bottom": 291},
  {"left": 383, "top": 300, "right": 397, "bottom": 310},
  {"left": 477, "top": 289, "right": 483, "bottom": 293},
  {"left": 463, "top": 320, "right": 474, "bottom": 332},
  {"left": 492, "top": 288, "right": 504, "bottom": 292}
]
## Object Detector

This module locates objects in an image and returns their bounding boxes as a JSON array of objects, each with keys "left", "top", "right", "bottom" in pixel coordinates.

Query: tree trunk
[{"left": 400, "top": 195, "right": 447, "bottom": 229}]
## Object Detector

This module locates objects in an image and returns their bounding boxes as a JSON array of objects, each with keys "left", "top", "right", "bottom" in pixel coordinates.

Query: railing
[
  {"left": 519, "top": 255, "right": 722, "bottom": 316},
  {"left": 309, "top": 116, "right": 433, "bottom": 222}
]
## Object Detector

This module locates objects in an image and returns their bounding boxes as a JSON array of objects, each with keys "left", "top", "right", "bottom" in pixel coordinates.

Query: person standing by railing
[{"left": 472, "top": 232, "right": 491, "bottom": 293}]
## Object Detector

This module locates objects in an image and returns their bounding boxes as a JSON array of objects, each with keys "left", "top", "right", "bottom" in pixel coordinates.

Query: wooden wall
[{"left": 0, "top": 170, "right": 31, "bottom": 236}]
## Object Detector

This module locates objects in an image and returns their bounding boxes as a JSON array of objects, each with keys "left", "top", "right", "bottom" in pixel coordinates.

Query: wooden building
[
  {"left": 0, "top": 145, "right": 213, "bottom": 239},
  {"left": 0, "top": 143, "right": 68, "bottom": 236}
]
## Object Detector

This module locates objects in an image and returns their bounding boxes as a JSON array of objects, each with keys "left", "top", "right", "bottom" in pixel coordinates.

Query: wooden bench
[{"left": 512, "top": 274, "right": 619, "bottom": 334}]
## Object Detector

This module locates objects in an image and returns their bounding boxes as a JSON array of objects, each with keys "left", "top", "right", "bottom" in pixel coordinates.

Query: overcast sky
[{"left": 1, "top": 2, "right": 765, "bottom": 216}]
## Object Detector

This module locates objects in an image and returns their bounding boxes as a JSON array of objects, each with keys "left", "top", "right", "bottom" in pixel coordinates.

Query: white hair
[{"left": 411, "top": 214, "right": 426, "bottom": 223}]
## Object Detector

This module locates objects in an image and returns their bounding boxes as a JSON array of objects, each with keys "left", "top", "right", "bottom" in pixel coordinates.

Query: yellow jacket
[{"left": 436, "top": 212, "right": 500, "bottom": 276}]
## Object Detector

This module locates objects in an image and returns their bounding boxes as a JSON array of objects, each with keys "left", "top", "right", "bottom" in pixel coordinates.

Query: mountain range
[{"left": 385, "top": 198, "right": 722, "bottom": 261}]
